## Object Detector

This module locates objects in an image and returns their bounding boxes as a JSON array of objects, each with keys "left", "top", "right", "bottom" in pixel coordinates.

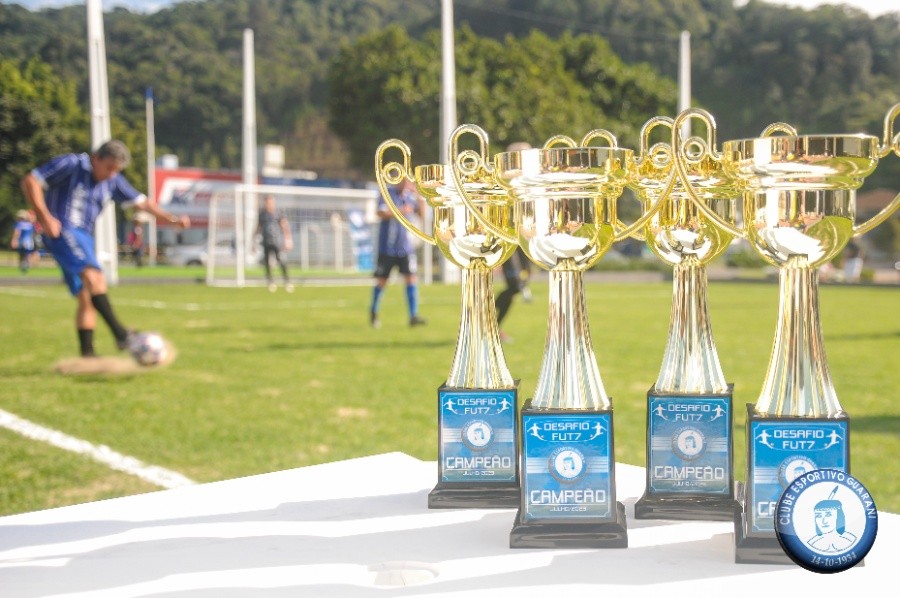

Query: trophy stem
[
  {"left": 756, "top": 263, "right": 843, "bottom": 417},
  {"left": 655, "top": 259, "right": 728, "bottom": 393},
  {"left": 532, "top": 268, "right": 610, "bottom": 410},
  {"left": 446, "top": 264, "right": 515, "bottom": 389}
]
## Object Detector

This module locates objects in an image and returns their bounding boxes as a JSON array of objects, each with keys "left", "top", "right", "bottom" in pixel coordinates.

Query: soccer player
[
  {"left": 10, "top": 209, "right": 38, "bottom": 273},
  {"left": 369, "top": 177, "right": 426, "bottom": 328},
  {"left": 20, "top": 140, "right": 189, "bottom": 358},
  {"left": 256, "top": 194, "right": 293, "bottom": 292}
]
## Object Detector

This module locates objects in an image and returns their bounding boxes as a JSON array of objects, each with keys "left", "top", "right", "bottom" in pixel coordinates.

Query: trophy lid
[
  {"left": 721, "top": 134, "right": 880, "bottom": 189},
  {"left": 493, "top": 146, "right": 635, "bottom": 192}
]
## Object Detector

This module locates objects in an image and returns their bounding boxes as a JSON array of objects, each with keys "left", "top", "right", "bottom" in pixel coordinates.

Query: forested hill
[{"left": 0, "top": 0, "right": 898, "bottom": 182}]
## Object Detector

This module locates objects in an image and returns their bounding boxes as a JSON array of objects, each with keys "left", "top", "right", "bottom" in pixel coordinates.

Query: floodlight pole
[
  {"left": 145, "top": 87, "right": 158, "bottom": 266},
  {"left": 678, "top": 30, "right": 691, "bottom": 138},
  {"left": 240, "top": 27, "right": 258, "bottom": 287},
  {"left": 439, "top": 0, "right": 459, "bottom": 284},
  {"left": 87, "top": 0, "right": 118, "bottom": 284}
]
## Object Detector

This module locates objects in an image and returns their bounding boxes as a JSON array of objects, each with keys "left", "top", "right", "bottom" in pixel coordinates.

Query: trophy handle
[
  {"left": 627, "top": 116, "right": 680, "bottom": 242},
  {"left": 543, "top": 134, "right": 578, "bottom": 148},
  {"left": 671, "top": 108, "right": 745, "bottom": 239},
  {"left": 375, "top": 139, "right": 435, "bottom": 246},
  {"left": 448, "top": 124, "right": 518, "bottom": 245},
  {"left": 854, "top": 103, "right": 900, "bottom": 237},
  {"left": 600, "top": 125, "right": 668, "bottom": 240},
  {"left": 759, "top": 122, "right": 798, "bottom": 137}
]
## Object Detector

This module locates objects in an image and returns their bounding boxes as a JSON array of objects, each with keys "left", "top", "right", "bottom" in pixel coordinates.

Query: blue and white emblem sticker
[
  {"left": 672, "top": 427, "right": 705, "bottom": 461},
  {"left": 462, "top": 420, "right": 493, "bottom": 450},
  {"left": 775, "top": 469, "right": 878, "bottom": 573},
  {"left": 549, "top": 447, "right": 587, "bottom": 483}
]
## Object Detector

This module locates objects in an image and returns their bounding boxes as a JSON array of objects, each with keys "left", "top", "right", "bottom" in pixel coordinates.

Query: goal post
[{"left": 206, "top": 183, "right": 381, "bottom": 287}]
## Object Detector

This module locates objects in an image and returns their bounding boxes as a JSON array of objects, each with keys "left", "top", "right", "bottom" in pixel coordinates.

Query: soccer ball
[{"left": 128, "top": 332, "right": 169, "bottom": 366}]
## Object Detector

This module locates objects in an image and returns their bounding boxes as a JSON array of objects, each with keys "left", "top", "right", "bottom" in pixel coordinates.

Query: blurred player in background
[
  {"left": 21, "top": 140, "right": 189, "bottom": 357},
  {"left": 494, "top": 142, "right": 534, "bottom": 342},
  {"left": 257, "top": 194, "right": 294, "bottom": 292},
  {"left": 369, "top": 178, "right": 427, "bottom": 328},
  {"left": 10, "top": 209, "right": 38, "bottom": 273}
]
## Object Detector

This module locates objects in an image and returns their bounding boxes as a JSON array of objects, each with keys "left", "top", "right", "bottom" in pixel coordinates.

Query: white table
[{"left": 0, "top": 452, "right": 894, "bottom": 597}]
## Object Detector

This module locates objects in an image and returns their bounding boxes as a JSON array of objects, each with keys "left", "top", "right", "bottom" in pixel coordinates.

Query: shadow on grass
[
  {"left": 851, "top": 414, "right": 900, "bottom": 435},
  {"left": 827, "top": 330, "right": 900, "bottom": 341},
  {"left": 264, "top": 339, "right": 454, "bottom": 351}
]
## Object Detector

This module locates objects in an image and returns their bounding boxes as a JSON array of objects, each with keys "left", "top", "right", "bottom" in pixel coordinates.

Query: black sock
[
  {"left": 78, "top": 328, "right": 95, "bottom": 357},
  {"left": 91, "top": 294, "right": 128, "bottom": 342}
]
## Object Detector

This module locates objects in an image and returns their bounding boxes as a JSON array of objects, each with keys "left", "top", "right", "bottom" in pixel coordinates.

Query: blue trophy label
[
  {"left": 438, "top": 389, "right": 517, "bottom": 483},
  {"left": 522, "top": 412, "right": 614, "bottom": 521},
  {"left": 648, "top": 397, "right": 731, "bottom": 494},
  {"left": 749, "top": 420, "right": 848, "bottom": 534},
  {"left": 775, "top": 469, "right": 878, "bottom": 573}
]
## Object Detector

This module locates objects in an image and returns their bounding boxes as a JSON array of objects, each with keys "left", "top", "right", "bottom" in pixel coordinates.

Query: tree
[
  {"left": 328, "top": 26, "right": 677, "bottom": 173},
  {"left": 0, "top": 57, "right": 89, "bottom": 243}
]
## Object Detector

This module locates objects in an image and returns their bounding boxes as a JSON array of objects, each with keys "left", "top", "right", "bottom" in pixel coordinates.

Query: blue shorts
[{"left": 45, "top": 227, "right": 102, "bottom": 296}]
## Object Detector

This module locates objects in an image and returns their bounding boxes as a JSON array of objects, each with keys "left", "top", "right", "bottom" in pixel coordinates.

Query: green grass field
[{"left": 0, "top": 272, "right": 897, "bottom": 516}]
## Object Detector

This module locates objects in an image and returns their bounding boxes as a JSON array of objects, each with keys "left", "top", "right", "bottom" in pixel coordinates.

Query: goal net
[{"left": 206, "top": 183, "right": 380, "bottom": 287}]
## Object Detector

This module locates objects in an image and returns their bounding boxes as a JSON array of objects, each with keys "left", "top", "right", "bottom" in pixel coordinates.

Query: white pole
[
  {"left": 678, "top": 30, "right": 691, "bottom": 139},
  {"left": 86, "top": 0, "right": 118, "bottom": 284},
  {"left": 240, "top": 28, "right": 258, "bottom": 287},
  {"left": 145, "top": 87, "right": 157, "bottom": 266},
  {"left": 439, "top": 0, "right": 459, "bottom": 284}
]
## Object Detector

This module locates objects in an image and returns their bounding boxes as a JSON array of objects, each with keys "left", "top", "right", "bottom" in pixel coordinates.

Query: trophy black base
[
  {"left": 431, "top": 383, "right": 520, "bottom": 509},
  {"left": 510, "top": 401, "right": 627, "bottom": 549},
  {"left": 635, "top": 385, "right": 737, "bottom": 521},
  {"left": 428, "top": 483, "right": 520, "bottom": 509},
  {"left": 510, "top": 501, "right": 628, "bottom": 549},
  {"left": 635, "top": 494, "right": 738, "bottom": 522},
  {"left": 733, "top": 482, "right": 793, "bottom": 565}
]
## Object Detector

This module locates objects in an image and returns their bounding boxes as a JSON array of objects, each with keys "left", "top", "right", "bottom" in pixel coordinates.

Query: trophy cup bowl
[
  {"left": 689, "top": 104, "right": 900, "bottom": 563},
  {"left": 452, "top": 125, "right": 660, "bottom": 548},
  {"left": 376, "top": 141, "right": 520, "bottom": 508},
  {"left": 630, "top": 111, "right": 741, "bottom": 521},
  {"left": 724, "top": 134, "right": 878, "bottom": 272}
]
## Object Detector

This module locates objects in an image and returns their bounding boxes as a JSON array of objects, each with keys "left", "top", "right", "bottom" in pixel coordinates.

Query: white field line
[
  {"left": 0, "top": 286, "right": 459, "bottom": 310},
  {"left": 0, "top": 408, "right": 195, "bottom": 489},
  {"left": 0, "top": 287, "right": 353, "bottom": 311}
]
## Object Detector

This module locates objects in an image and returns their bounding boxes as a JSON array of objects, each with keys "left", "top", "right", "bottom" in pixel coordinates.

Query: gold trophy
[
  {"left": 630, "top": 111, "right": 741, "bottom": 521},
  {"left": 681, "top": 104, "right": 900, "bottom": 563},
  {"left": 376, "top": 140, "right": 520, "bottom": 508},
  {"left": 451, "top": 124, "right": 663, "bottom": 548}
]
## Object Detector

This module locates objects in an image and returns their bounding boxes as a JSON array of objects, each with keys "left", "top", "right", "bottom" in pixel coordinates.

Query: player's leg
[
  {"left": 273, "top": 247, "right": 292, "bottom": 291},
  {"left": 370, "top": 254, "right": 392, "bottom": 327},
  {"left": 44, "top": 228, "right": 116, "bottom": 355},
  {"left": 75, "top": 287, "right": 97, "bottom": 357},
  {"left": 80, "top": 266, "right": 131, "bottom": 349},
  {"left": 495, "top": 262, "right": 522, "bottom": 342},
  {"left": 263, "top": 245, "right": 277, "bottom": 291},
  {"left": 401, "top": 254, "right": 425, "bottom": 326}
]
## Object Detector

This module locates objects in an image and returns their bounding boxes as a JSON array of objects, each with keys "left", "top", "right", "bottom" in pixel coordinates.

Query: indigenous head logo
[
  {"left": 672, "top": 427, "right": 705, "bottom": 461},
  {"left": 778, "top": 456, "right": 817, "bottom": 488},
  {"left": 549, "top": 447, "right": 586, "bottom": 483},
  {"left": 775, "top": 469, "right": 878, "bottom": 573},
  {"left": 462, "top": 420, "right": 493, "bottom": 450}
]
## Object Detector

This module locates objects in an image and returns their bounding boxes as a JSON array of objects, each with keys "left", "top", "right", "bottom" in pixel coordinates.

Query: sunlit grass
[{"left": 0, "top": 276, "right": 897, "bottom": 516}]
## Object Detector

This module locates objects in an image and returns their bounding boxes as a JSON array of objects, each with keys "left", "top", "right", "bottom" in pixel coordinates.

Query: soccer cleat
[
  {"left": 116, "top": 330, "right": 139, "bottom": 352},
  {"left": 268, "top": 283, "right": 277, "bottom": 293},
  {"left": 284, "top": 283, "right": 294, "bottom": 293},
  {"left": 409, "top": 315, "right": 427, "bottom": 327},
  {"left": 370, "top": 311, "right": 381, "bottom": 329},
  {"left": 521, "top": 286, "right": 533, "bottom": 303}
]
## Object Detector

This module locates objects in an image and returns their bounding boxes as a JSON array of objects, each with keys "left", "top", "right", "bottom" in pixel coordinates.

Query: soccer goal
[{"left": 206, "top": 183, "right": 380, "bottom": 287}]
